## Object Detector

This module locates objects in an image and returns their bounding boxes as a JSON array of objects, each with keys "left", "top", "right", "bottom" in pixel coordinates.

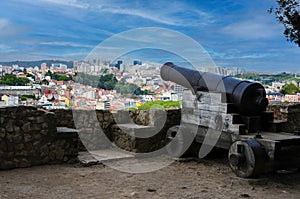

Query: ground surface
[{"left": 1, "top": 155, "right": 300, "bottom": 199}]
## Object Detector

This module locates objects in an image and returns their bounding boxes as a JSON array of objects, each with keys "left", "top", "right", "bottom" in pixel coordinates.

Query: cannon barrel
[{"left": 160, "top": 62, "right": 268, "bottom": 115}]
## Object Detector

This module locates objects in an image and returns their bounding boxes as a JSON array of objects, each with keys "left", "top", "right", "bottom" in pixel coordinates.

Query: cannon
[
  {"left": 161, "top": 62, "right": 268, "bottom": 116},
  {"left": 161, "top": 62, "right": 300, "bottom": 178}
]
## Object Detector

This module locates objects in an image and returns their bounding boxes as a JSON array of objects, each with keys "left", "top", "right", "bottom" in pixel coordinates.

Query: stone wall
[
  {"left": 112, "top": 109, "right": 181, "bottom": 153},
  {"left": 267, "top": 102, "right": 300, "bottom": 133},
  {"left": 0, "top": 106, "right": 78, "bottom": 170},
  {"left": 0, "top": 107, "right": 181, "bottom": 170},
  {"left": 51, "top": 109, "right": 181, "bottom": 153},
  {"left": 1, "top": 102, "right": 298, "bottom": 170}
]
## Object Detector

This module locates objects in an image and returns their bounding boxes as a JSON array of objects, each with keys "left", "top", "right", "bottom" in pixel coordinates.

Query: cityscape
[{"left": 0, "top": 59, "right": 299, "bottom": 110}]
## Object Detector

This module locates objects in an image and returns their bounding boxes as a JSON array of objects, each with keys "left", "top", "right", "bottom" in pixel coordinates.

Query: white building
[
  {"left": 272, "top": 82, "right": 285, "bottom": 92},
  {"left": 96, "top": 100, "right": 110, "bottom": 110},
  {"left": 1, "top": 95, "right": 19, "bottom": 106}
]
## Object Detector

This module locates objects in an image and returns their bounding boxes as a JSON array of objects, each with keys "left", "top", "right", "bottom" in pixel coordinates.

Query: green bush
[
  {"left": 280, "top": 83, "right": 300, "bottom": 94},
  {"left": 138, "top": 100, "right": 181, "bottom": 110},
  {"left": 0, "top": 75, "right": 30, "bottom": 85}
]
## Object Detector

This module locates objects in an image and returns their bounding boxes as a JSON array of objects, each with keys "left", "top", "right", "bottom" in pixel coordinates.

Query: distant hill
[{"left": 0, "top": 60, "right": 74, "bottom": 68}]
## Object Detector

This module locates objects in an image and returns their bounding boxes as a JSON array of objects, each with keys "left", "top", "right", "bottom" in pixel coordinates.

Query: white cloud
[
  {"left": 0, "top": 18, "right": 25, "bottom": 39},
  {"left": 59, "top": 51, "right": 89, "bottom": 59},
  {"left": 0, "top": 18, "right": 14, "bottom": 34},
  {"left": 207, "top": 47, "right": 275, "bottom": 60},
  {"left": 21, "top": 0, "right": 89, "bottom": 9},
  {"left": 0, "top": 44, "right": 15, "bottom": 53},
  {"left": 40, "top": 41, "right": 94, "bottom": 48},
  {"left": 0, "top": 18, "right": 10, "bottom": 29},
  {"left": 97, "top": 5, "right": 214, "bottom": 27},
  {"left": 221, "top": 18, "right": 282, "bottom": 39},
  {"left": 101, "top": 7, "right": 178, "bottom": 26},
  {"left": 239, "top": 53, "right": 273, "bottom": 59},
  {"left": 18, "top": 0, "right": 213, "bottom": 27}
]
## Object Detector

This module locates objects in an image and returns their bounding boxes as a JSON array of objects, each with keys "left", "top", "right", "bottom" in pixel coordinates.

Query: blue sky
[{"left": 0, "top": 0, "right": 300, "bottom": 72}]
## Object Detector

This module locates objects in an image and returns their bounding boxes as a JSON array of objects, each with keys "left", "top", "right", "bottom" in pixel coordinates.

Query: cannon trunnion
[{"left": 161, "top": 62, "right": 300, "bottom": 178}]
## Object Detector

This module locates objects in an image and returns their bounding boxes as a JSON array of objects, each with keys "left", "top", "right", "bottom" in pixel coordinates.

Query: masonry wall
[
  {"left": 0, "top": 106, "right": 78, "bottom": 170},
  {"left": 0, "top": 107, "right": 181, "bottom": 170},
  {"left": 0, "top": 103, "right": 299, "bottom": 170},
  {"left": 51, "top": 109, "right": 181, "bottom": 152},
  {"left": 267, "top": 102, "right": 300, "bottom": 133}
]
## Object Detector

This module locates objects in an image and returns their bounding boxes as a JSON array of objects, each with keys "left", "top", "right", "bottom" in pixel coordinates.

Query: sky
[{"left": 0, "top": 0, "right": 300, "bottom": 72}]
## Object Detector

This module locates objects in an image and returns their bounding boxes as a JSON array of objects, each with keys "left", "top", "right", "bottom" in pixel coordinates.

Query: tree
[
  {"left": 235, "top": 73, "right": 261, "bottom": 81},
  {"left": 21, "top": 94, "right": 36, "bottom": 101},
  {"left": 45, "top": 70, "right": 53, "bottom": 78},
  {"left": 97, "top": 74, "right": 117, "bottom": 90},
  {"left": 67, "top": 86, "right": 73, "bottom": 91},
  {"left": 0, "top": 74, "right": 29, "bottom": 85},
  {"left": 17, "top": 77, "right": 30, "bottom": 85},
  {"left": 269, "top": 0, "right": 300, "bottom": 46},
  {"left": 114, "top": 82, "right": 150, "bottom": 95},
  {"left": 73, "top": 72, "right": 99, "bottom": 87},
  {"left": 26, "top": 73, "right": 36, "bottom": 81},
  {"left": 45, "top": 70, "right": 71, "bottom": 81},
  {"left": 280, "top": 83, "right": 300, "bottom": 94},
  {"left": 41, "top": 79, "right": 49, "bottom": 85},
  {"left": 55, "top": 74, "right": 71, "bottom": 81}
]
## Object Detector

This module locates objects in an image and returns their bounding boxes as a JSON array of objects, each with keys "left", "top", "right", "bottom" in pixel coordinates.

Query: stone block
[
  {"left": 33, "top": 133, "right": 42, "bottom": 140},
  {"left": 5, "top": 120, "right": 14, "bottom": 133},
  {"left": 22, "top": 122, "right": 31, "bottom": 133},
  {"left": 15, "top": 143, "right": 24, "bottom": 151},
  {"left": 14, "top": 126, "right": 20, "bottom": 134},
  {"left": 0, "top": 160, "right": 14, "bottom": 169},
  {"left": 24, "top": 134, "right": 32, "bottom": 143},
  {"left": 55, "top": 148, "right": 65, "bottom": 160},
  {"left": 40, "top": 145, "right": 49, "bottom": 157},
  {"left": 0, "top": 142, "right": 7, "bottom": 151},
  {"left": 0, "top": 128, "right": 5, "bottom": 138},
  {"left": 35, "top": 115, "right": 46, "bottom": 124}
]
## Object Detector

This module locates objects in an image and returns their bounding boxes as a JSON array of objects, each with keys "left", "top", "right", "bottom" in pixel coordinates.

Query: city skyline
[{"left": 0, "top": 0, "right": 300, "bottom": 72}]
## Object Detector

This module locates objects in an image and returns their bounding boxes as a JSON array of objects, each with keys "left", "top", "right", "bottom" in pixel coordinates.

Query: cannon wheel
[{"left": 228, "top": 139, "right": 266, "bottom": 178}]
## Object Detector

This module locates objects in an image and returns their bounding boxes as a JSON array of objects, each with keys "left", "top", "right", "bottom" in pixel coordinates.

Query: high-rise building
[{"left": 73, "top": 61, "right": 79, "bottom": 71}]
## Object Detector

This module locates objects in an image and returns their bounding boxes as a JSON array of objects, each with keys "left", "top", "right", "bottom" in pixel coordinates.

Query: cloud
[
  {"left": 0, "top": 44, "right": 15, "bottom": 53},
  {"left": 97, "top": 4, "right": 214, "bottom": 27},
  {"left": 49, "top": 51, "right": 89, "bottom": 60},
  {"left": 99, "top": 7, "right": 178, "bottom": 26},
  {"left": 19, "top": 0, "right": 89, "bottom": 9},
  {"left": 16, "top": 0, "right": 214, "bottom": 27},
  {"left": 221, "top": 17, "right": 282, "bottom": 39},
  {"left": 40, "top": 41, "right": 94, "bottom": 48},
  {"left": 0, "top": 18, "right": 22, "bottom": 39},
  {"left": 0, "top": 51, "right": 61, "bottom": 61},
  {"left": 0, "top": 18, "right": 10, "bottom": 29},
  {"left": 239, "top": 53, "right": 273, "bottom": 59},
  {"left": 0, "top": 18, "right": 31, "bottom": 42}
]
